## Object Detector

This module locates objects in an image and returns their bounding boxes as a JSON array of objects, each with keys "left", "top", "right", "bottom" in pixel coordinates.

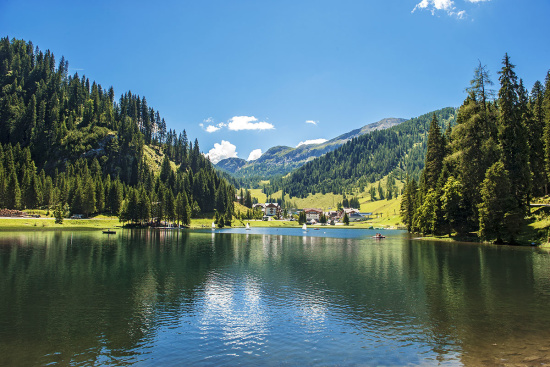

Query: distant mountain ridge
[{"left": 216, "top": 117, "right": 406, "bottom": 178}]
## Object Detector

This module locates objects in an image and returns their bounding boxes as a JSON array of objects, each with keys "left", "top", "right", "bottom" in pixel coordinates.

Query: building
[
  {"left": 304, "top": 208, "right": 323, "bottom": 221},
  {"left": 325, "top": 210, "right": 339, "bottom": 219},
  {"left": 252, "top": 203, "right": 265, "bottom": 211},
  {"left": 339, "top": 208, "right": 364, "bottom": 222},
  {"left": 264, "top": 203, "right": 281, "bottom": 217}
]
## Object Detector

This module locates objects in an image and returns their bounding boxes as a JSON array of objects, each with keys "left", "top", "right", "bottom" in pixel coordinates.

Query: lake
[{"left": 1, "top": 228, "right": 549, "bottom": 366}]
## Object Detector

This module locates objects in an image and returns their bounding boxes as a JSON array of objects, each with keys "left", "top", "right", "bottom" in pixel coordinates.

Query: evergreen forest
[
  {"left": 401, "top": 55, "right": 550, "bottom": 243},
  {"left": 0, "top": 38, "right": 238, "bottom": 226}
]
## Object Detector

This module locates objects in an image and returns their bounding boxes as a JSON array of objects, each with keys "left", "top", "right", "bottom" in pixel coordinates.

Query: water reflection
[{"left": 0, "top": 230, "right": 549, "bottom": 365}]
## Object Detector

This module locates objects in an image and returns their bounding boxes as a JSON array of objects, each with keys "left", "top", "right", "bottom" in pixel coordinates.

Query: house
[
  {"left": 264, "top": 203, "right": 281, "bottom": 217},
  {"left": 252, "top": 203, "right": 265, "bottom": 212},
  {"left": 325, "top": 210, "right": 339, "bottom": 219},
  {"left": 338, "top": 208, "right": 364, "bottom": 222},
  {"left": 304, "top": 208, "right": 323, "bottom": 221},
  {"left": 348, "top": 212, "right": 366, "bottom": 222}
]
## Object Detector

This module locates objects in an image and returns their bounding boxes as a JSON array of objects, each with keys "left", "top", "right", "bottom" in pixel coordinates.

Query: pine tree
[
  {"left": 160, "top": 154, "right": 172, "bottom": 183},
  {"left": 245, "top": 189, "right": 252, "bottom": 208},
  {"left": 6, "top": 170, "right": 21, "bottom": 209},
  {"left": 478, "top": 161, "right": 522, "bottom": 243},
  {"left": 83, "top": 176, "right": 96, "bottom": 216},
  {"left": 497, "top": 54, "right": 531, "bottom": 212},
  {"left": 54, "top": 203, "right": 64, "bottom": 224},
  {"left": 528, "top": 80, "right": 546, "bottom": 196},
  {"left": 343, "top": 212, "right": 350, "bottom": 226},
  {"left": 377, "top": 182, "right": 384, "bottom": 200},
  {"left": 414, "top": 190, "right": 438, "bottom": 234},
  {"left": 95, "top": 179, "right": 105, "bottom": 213},
  {"left": 451, "top": 66, "right": 499, "bottom": 231},
  {"left": 177, "top": 191, "right": 191, "bottom": 226},
  {"left": 400, "top": 176, "right": 417, "bottom": 232},
  {"left": 139, "top": 187, "right": 151, "bottom": 224},
  {"left": 441, "top": 176, "right": 467, "bottom": 235},
  {"left": 543, "top": 72, "right": 550, "bottom": 195},
  {"left": 423, "top": 114, "right": 445, "bottom": 192},
  {"left": 369, "top": 186, "right": 376, "bottom": 201}
]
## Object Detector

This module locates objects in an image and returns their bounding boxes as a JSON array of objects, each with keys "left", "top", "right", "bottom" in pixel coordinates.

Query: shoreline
[
  {"left": 0, "top": 217, "right": 403, "bottom": 232},
  {"left": 0, "top": 217, "right": 121, "bottom": 231}
]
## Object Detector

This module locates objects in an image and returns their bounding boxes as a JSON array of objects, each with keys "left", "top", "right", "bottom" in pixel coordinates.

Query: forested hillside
[
  {"left": 401, "top": 56, "right": 550, "bottom": 243},
  {"left": 278, "top": 108, "right": 456, "bottom": 198},
  {"left": 0, "top": 38, "right": 235, "bottom": 224},
  {"left": 216, "top": 117, "right": 406, "bottom": 182}
]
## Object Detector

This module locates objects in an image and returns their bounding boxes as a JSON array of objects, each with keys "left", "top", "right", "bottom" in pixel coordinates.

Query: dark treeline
[
  {"left": 401, "top": 55, "right": 550, "bottom": 243},
  {"left": 0, "top": 37, "right": 235, "bottom": 225},
  {"left": 274, "top": 108, "right": 456, "bottom": 198}
]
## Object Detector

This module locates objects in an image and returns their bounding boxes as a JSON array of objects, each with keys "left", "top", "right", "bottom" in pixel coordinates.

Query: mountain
[
  {"left": 216, "top": 117, "right": 406, "bottom": 177},
  {"left": 215, "top": 157, "right": 248, "bottom": 173},
  {"left": 279, "top": 108, "right": 457, "bottom": 197}
]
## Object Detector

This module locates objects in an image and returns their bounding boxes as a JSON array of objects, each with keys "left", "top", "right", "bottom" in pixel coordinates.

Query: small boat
[
  {"left": 246, "top": 223, "right": 251, "bottom": 230},
  {"left": 302, "top": 223, "right": 307, "bottom": 231},
  {"left": 373, "top": 233, "right": 385, "bottom": 239},
  {"left": 212, "top": 222, "right": 216, "bottom": 230},
  {"left": 102, "top": 229, "right": 116, "bottom": 234},
  {"left": 314, "top": 228, "right": 320, "bottom": 230}
]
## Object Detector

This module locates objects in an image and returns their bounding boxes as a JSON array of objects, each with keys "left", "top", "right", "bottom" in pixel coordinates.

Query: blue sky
[{"left": 1, "top": 0, "right": 549, "bottom": 163}]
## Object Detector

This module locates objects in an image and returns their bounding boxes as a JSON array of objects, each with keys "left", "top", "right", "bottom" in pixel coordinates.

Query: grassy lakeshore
[{"left": 0, "top": 216, "right": 122, "bottom": 231}]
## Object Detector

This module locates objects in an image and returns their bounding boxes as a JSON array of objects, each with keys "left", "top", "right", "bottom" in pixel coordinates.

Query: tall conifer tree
[{"left": 497, "top": 54, "right": 531, "bottom": 211}]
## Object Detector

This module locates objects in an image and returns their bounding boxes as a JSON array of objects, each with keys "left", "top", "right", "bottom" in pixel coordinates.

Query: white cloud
[
  {"left": 200, "top": 120, "right": 227, "bottom": 133},
  {"left": 205, "top": 125, "right": 221, "bottom": 133},
  {"left": 296, "top": 138, "right": 328, "bottom": 147},
  {"left": 205, "top": 140, "right": 238, "bottom": 164},
  {"left": 228, "top": 116, "right": 274, "bottom": 131},
  {"left": 412, "top": 0, "right": 465, "bottom": 17},
  {"left": 415, "top": 0, "right": 430, "bottom": 9},
  {"left": 413, "top": 0, "right": 489, "bottom": 17},
  {"left": 247, "top": 149, "right": 262, "bottom": 161},
  {"left": 306, "top": 120, "right": 318, "bottom": 125},
  {"left": 434, "top": 0, "right": 454, "bottom": 10}
]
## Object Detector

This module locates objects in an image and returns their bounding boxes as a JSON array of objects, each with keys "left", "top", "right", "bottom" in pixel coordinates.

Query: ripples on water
[{"left": 1, "top": 229, "right": 550, "bottom": 366}]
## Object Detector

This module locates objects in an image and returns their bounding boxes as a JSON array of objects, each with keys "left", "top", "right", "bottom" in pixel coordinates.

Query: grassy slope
[{"left": 143, "top": 145, "right": 178, "bottom": 174}]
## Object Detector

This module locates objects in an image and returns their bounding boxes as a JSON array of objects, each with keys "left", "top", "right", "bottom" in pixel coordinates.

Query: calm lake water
[{"left": 1, "top": 228, "right": 550, "bottom": 366}]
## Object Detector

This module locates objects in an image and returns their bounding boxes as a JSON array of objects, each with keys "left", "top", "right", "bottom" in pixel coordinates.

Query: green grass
[
  {"left": 359, "top": 197, "right": 403, "bottom": 228},
  {"left": 288, "top": 192, "right": 343, "bottom": 211},
  {"left": 249, "top": 189, "right": 268, "bottom": 203},
  {"left": 0, "top": 216, "right": 122, "bottom": 231},
  {"left": 142, "top": 145, "right": 178, "bottom": 174}
]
